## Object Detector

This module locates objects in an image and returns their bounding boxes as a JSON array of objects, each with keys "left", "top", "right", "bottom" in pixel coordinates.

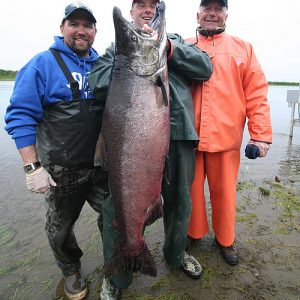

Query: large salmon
[{"left": 102, "top": 2, "right": 169, "bottom": 277}]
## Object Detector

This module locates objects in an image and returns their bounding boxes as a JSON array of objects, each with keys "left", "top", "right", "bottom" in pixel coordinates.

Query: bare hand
[{"left": 142, "top": 24, "right": 154, "bottom": 33}]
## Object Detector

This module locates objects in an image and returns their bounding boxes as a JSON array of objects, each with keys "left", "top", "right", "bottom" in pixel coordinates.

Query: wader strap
[{"left": 50, "top": 49, "right": 81, "bottom": 99}]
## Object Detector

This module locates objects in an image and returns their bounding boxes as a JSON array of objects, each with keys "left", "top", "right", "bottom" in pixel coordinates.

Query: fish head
[{"left": 113, "top": 1, "right": 167, "bottom": 77}]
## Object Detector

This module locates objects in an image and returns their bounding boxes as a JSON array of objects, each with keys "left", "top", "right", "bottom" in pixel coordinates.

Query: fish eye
[{"left": 131, "top": 35, "right": 137, "bottom": 42}]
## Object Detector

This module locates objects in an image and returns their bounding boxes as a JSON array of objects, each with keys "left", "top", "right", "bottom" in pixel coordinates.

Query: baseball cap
[
  {"left": 132, "top": 0, "right": 160, "bottom": 4},
  {"left": 200, "top": 0, "right": 228, "bottom": 8},
  {"left": 62, "top": 2, "right": 96, "bottom": 23}
]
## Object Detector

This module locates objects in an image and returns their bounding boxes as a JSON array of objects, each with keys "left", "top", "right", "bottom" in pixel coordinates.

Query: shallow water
[
  {"left": 239, "top": 85, "right": 300, "bottom": 187},
  {"left": 0, "top": 82, "right": 299, "bottom": 299}
]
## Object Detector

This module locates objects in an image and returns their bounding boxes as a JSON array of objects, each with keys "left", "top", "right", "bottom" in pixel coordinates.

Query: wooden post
[
  {"left": 286, "top": 88, "right": 300, "bottom": 141},
  {"left": 288, "top": 101, "right": 296, "bottom": 138}
]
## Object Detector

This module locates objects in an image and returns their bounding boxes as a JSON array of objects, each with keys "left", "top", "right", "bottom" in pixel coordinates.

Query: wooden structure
[{"left": 287, "top": 88, "right": 300, "bottom": 140}]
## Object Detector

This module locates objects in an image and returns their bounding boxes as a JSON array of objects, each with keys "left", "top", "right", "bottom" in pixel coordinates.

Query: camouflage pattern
[{"left": 45, "top": 165, "right": 110, "bottom": 276}]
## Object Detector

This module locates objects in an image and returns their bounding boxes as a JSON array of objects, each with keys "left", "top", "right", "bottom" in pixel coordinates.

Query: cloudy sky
[{"left": 1, "top": 0, "right": 299, "bottom": 82}]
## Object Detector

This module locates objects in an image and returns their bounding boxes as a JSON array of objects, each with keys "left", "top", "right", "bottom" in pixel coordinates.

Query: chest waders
[
  {"left": 38, "top": 50, "right": 108, "bottom": 277},
  {"left": 37, "top": 49, "right": 102, "bottom": 168}
]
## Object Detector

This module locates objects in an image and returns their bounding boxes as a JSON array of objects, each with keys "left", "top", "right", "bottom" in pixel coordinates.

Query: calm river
[{"left": 0, "top": 81, "right": 299, "bottom": 299}]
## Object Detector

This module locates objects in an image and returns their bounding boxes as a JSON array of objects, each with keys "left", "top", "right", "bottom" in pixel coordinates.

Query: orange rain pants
[{"left": 188, "top": 149, "right": 240, "bottom": 247}]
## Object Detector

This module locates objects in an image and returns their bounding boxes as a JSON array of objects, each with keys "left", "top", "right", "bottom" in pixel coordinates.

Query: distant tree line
[
  {"left": 0, "top": 69, "right": 299, "bottom": 86},
  {"left": 0, "top": 69, "right": 17, "bottom": 80},
  {"left": 268, "top": 81, "right": 299, "bottom": 86}
]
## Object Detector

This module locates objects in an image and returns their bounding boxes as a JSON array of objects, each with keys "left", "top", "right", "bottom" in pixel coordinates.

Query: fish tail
[{"left": 105, "top": 244, "right": 157, "bottom": 277}]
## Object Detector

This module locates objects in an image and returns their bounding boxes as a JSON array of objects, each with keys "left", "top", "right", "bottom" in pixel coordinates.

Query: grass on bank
[
  {"left": 0, "top": 69, "right": 17, "bottom": 81},
  {"left": 268, "top": 81, "right": 299, "bottom": 86}
]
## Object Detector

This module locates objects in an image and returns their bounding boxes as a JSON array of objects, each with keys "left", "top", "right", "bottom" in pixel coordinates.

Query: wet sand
[{"left": 1, "top": 83, "right": 299, "bottom": 299}]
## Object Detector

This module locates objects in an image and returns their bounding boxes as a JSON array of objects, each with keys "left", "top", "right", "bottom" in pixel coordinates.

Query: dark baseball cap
[
  {"left": 62, "top": 2, "right": 96, "bottom": 23},
  {"left": 200, "top": 0, "right": 228, "bottom": 8}
]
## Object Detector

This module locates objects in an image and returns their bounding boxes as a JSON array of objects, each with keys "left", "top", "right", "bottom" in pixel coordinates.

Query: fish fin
[
  {"left": 105, "top": 243, "right": 157, "bottom": 277},
  {"left": 163, "top": 154, "right": 171, "bottom": 185},
  {"left": 112, "top": 218, "right": 119, "bottom": 229},
  {"left": 156, "top": 74, "right": 168, "bottom": 106},
  {"left": 94, "top": 131, "right": 107, "bottom": 170},
  {"left": 145, "top": 196, "right": 164, "bottom": 227}
]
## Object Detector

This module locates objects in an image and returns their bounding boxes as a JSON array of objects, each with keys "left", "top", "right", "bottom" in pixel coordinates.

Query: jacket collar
[
  {"left": 198, "top": 31, "right": 224, "bottom": 41},
  {"left": 197, "top": 26, "right": 225, "bottom": 38}
]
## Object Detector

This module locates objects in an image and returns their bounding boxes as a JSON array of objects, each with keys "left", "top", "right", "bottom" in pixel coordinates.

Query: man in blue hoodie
[{"left": 4, "top": 3, "right": 106, "bottom": 300}]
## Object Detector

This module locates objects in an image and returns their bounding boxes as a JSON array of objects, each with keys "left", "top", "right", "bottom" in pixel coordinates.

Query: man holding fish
[{"left": 89, "top": 0, "right": 213, "bottom": 299}]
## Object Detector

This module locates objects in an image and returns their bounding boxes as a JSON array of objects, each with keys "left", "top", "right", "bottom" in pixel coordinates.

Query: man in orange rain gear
[{"left": 186, "top": 0, "right": 272, "bottom": 265}]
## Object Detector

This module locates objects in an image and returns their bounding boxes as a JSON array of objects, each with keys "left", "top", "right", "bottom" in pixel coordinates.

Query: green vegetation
[
  {"left": 0, "top": 225, "right": 15, "bottom": 248},
  {"left": 0, "top": 69, "right": 17, "bottom": 81},
  {"left": 0, "top": 248, "right": 40, "bottom": 276},
  {"left": 236, "top": 212, "right": 257, "bottom": 223},
  {"left": 264, "top": 181, "right": 300, "bottom": 233},
  {"left": 268, "top": 81, "right": 299, "bottom": 86},
  {"left": 258, "top": 186, "right": 271, "bottom": 196},
  {"left": 236, "top": 181, "right": 256, "bottom": 192},
  {"left": 40, "top": 275, "right": 54, "bottom": 294}
]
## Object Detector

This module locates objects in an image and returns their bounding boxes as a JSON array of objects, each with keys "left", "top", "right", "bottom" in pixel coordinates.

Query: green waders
[{"left": 162, "top": 140, "right": 195, "bottom": 267}]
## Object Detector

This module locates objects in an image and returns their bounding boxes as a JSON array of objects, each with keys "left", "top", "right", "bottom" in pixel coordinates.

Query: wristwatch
[{"left": 23, "top": 161, "right": 41, "bottom": 174}]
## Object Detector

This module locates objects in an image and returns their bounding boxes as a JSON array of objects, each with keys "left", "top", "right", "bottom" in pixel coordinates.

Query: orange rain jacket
[{"left": 186, "top": 33, "right": 272, "bottom": 152}]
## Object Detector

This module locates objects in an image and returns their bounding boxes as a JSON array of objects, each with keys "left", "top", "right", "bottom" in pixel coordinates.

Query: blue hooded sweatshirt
[{"left": 4, "top": 36, "right": 99, "bottom": 149}]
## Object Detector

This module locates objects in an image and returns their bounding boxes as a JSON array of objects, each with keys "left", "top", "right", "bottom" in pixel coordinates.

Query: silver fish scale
[
  {"left": 103, "top": 73, "right": 169, "bottom": 245},
  {"left": 103, "top": 1, "right": 169, "bottom": 277}
]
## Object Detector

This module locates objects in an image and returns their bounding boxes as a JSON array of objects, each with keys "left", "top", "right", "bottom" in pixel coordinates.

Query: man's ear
[
  {"left": 224, "top": 13, "right": 228, "bottom": 22},
  {"left": 196, "top": 12, "right": 200, "bottom": 24}
]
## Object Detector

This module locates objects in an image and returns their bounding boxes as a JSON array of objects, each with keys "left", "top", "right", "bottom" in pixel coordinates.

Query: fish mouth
[
  {"left": 113, "top": 2, "right": 167, "bottom": 76},
  {"left": 113, "top": 1, "right": 166, "bottom": 44},
  {"left": 147, "top": 1, "right": 166, "bottom": 42}
]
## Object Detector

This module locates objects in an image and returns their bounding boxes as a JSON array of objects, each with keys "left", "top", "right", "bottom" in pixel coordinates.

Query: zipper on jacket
[{"left": 211, "top": 36, "right": 215, "bottom": 59}]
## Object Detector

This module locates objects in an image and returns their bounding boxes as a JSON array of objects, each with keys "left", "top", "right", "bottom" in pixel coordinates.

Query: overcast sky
[{"left": 1, "top": 0, "right": 299, "bottom": 82}]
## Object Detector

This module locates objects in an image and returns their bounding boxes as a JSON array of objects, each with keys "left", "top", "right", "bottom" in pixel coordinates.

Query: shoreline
[
  {"left": 0, "top": 76, "right": 299, "bottom": 87},
  {"left": 1, "top": 78, "right": 298, "bottom": 86}
]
